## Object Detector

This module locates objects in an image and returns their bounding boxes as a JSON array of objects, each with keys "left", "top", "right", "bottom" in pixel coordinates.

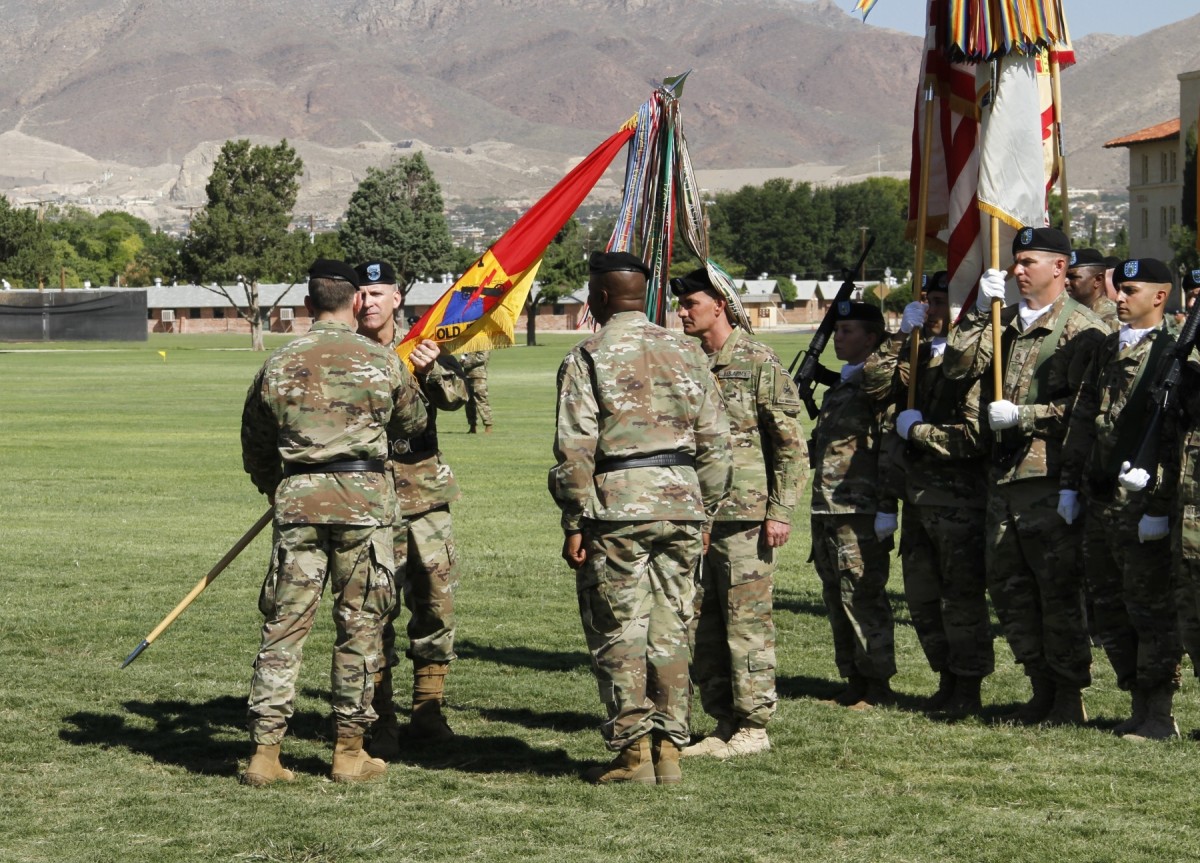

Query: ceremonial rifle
[
  {"left": 789, "top": 236, "right": 875, "bottom": 419},
  {"left": 121, "top": 508, "right": 273, "bottom": 668},
  {"left": 1126, "top": 300, "right": 1200, "bottom": 484}
]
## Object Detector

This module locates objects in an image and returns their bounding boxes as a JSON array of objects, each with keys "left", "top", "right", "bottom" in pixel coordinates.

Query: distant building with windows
[{"left": 1103, "top": 69, "right": 1200, "bottom": 267}]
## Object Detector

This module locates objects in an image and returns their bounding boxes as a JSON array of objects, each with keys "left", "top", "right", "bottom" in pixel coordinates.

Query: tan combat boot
[
  {"left": 584, "top": 736, "right": 656, "bottom": 785},
  {"left": 1001, "top": 676, "right": 1056, "bottom": 725},
  {"left": 1043, "top": 685, "right": 1088, "bottom": 727},
  {"left": 722, "top": 725, "right": 771, "bottom": 757},
  {"left": 1112, "top": 688, "right": 1149, "bottom": 736},
  {"left": 331, "top": 736, "right": 387, "bottom": 783},
  {"left": 1122, "top": 686, "right": 1180, "bottom": 741},
  {"left": 681, "top": 719, "right": 736, "bottom": 758},
  {"left": 410, "top": 660, "right": 454, "bottom": 741},
  {"left": 652, "top": 736, "right": 682, "bottom": 785},
  {"left": 241, "top": 743, "right": 295, "bottom": 787}
]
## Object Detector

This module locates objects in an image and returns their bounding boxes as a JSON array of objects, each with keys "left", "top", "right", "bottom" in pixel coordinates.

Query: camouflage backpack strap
[{"left": 1023, "top": 295, "right": 1081, "bottom": 406}]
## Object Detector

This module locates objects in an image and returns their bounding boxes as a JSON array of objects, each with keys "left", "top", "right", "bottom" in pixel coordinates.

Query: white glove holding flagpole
[
  {"left": 988, "top": 399, "right": 1020, "bottom": 430},
  {"left": 975, "top": 268, "right": 1007, "bottom": 312},
  {"left": 900, "top": 302, "right": 926, "bottom": 334}
]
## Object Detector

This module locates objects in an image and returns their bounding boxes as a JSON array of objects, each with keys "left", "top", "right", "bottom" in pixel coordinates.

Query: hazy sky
[{"left": 858, "top": 0, "right": 1198, "bottom": 39}]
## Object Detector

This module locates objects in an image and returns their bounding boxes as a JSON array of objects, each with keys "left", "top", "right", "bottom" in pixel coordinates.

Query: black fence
[{"left": 0, "top": 290, "right": 147, "bottom": 342}]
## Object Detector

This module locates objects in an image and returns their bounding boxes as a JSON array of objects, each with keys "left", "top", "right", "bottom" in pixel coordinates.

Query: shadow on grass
[
  {"left": 777, "top": 672, "right": 927, "bottom": 712},
  {"left": 473, "top": 704, "right": 598, "bottom": 734},
  {"left": 383, "top": 730, "right": 587, "bottom": 778},
  {"left": 454, "top": 638, "right": 590, "bottom": 672},
  {"left": 59, "top": 696, "right": 328, "bottom": 777}
]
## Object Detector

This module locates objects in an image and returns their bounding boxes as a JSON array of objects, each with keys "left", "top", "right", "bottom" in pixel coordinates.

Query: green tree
[
  {"left": 774, "top": 275, "right": 797, "bottom": 303},
  {"left": 0, "top": 197, "right": 53, "bottom": 288},
  {"left": 182, "top": 139, "right": 304, "bottom": 350},
  {"left": 821, "top": 177, "right": 911, "bottom": 281},
  {"left": 339, "top": 152, "right": 454, "bottom": 287}
]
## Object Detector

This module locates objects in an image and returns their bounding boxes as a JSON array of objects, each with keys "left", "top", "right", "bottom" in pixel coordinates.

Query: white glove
[
  {"left": 1057, "top": 489, "right": 1081, "bottom": 526},
  {"left": 1138, "top": 514, "right": 1169, "bottom": 543},
  {"left": 1117, "top": 460, "right": 1151, "bottom": 493},
  {"left": 975, "top": 268, "right": 1007, "bottom": 311},
  {"left": 874, "top": 511, "right": 898, "bottom": 542},
  {"left": 896, "top": 409, "right": 923, "bottom": 441},
  {"left": 900, "top": 302, "right": 927, "bottom": 334},
  {"left": 988, "top": 399, "right": 1020, "bottom": 430}
]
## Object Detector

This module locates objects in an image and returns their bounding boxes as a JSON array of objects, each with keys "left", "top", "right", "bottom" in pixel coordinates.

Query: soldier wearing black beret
[{"left": 1068, "top": 248, "right": 1119, "bottom": 332}]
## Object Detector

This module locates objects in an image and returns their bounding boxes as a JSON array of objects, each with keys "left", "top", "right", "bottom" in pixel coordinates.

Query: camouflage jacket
[
  {"left": 864, "top": 331, "right": 987, "bottom": 508},
  {"left": 1169, "top": 354, "right": 1200, "bottom": 556},
  {"left": 1090, "top": 296, "right": 1120, "bottom": 334},
  {"left": 459, "top": 351, "right": 490, "bottom": 372},
  {"left": 706, "top": 328, "right": 807, "bottom": 523},
  {"left": 549, "top": 311, "right": 732, "bottom": 532},
  {"left": 390, "top": 332, "right": 468, "bottom": 516},
  {"left": 810, "top": 362, "right": 895, "bottom": 516},
  {"left": 943, "top": 291, "right": 1106, "bottom": 485},
  {"left": 1061, "top": 321, "right": 1176, "bottom": 517},
  {"left": 241, "top": 320, "right": 427, "bottom": 525}
]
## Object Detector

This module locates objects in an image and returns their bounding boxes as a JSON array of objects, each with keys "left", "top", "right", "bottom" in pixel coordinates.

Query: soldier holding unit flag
[{"left": 356, "top": 260, "right": 470, "bottom": 754}]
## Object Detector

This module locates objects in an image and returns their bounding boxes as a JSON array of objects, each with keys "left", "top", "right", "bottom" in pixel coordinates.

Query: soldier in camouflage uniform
[
  {"left": 1175, "top": 267, "right": 1200, "bottom": 676},
  {"left": 460, "top": 350, "right": 492, "bottom": 432},
  {"left": 1067, "top": 248, "right": 1120, "bottom": 333},
  {"left": 1061, "top": 257, "right": 1180, "bottom": 740},
  {"left": 549, "top": 251, "right": 731, "bottom": 785},
  {"left": 871, "top": 272, "right": 993, "bottom": 717},
  {"left": 943, "top": 227, "right": 1106, "bottom": 725},
  {"left": 669, "top": 267, "right": 807, "bottom": 759},
  {"left": 239, "top": 259, "right": 427, "bottom": 786},
  {"left": 355, "top": 261, "right": 469, "bottom": 756},
  {"left": 810, "top": 301, "right": 899, "bottom": 710}
]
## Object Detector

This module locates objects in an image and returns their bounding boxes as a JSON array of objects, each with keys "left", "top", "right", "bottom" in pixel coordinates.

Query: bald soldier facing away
[
  {"left": 239, "top": 259, "right": 427, "bottom": 785},
  {"left": 549, "top": 251, "right": 731, "bottom": 785}
]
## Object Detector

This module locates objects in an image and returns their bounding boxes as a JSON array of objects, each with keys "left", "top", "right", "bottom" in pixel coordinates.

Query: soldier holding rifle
[{"left": 1061, "top": 258, "right": 1180, "bottom": 740}]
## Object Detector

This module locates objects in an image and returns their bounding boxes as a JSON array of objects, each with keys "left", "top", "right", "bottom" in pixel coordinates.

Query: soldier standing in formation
[
  {"left": 670, "top": 267, "right": 807, "bottom": 759},
  {"left": 1060, "top": 257, "right": 1180, "bottom": 740},
  {"left": 355, "top": 261, "right": 470, "bottom": 755},
  {"left": 809, "top": 301, "right": 899, "bottom": 710},
  {"left": 549, "top": 251, "right": 731, "bottom": 785},
  {"left": 873, "top": 272, "right": 993, "bottom": 717},
  {"left": 239, "top": 259, "right": 427, "bottom": 786},
  {"left": 460, "top": 350, "right": 493, "bottom": 433},
  {"left": 1067, "top": 248, "right": 1120, "bottom": 333},
  {"left": 945, "top": 227, "right": 1106, "bottom": 725}
]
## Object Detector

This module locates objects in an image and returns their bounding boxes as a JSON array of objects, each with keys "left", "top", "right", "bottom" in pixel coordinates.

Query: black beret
[
  {"left": 355, "top": 261, "right": 397, "bottom": 286},
  {"left": 669, "top": 267, "right": 716, "bottom": 297},
  {"left": 589, "top": 250, "right": 651, "bottom": 279},
  {"left": 834, "top": 300, "right": 884, "bottom": 325},
  {"left": 1113, "top": 258, "right": 1173, "bottom": 286},
  {"left": 1103, "top": 256, "right": 1122, "bottom": 269},
  {"left": 924, "top": 270, "right": 949, "bottom": 294},
  {"left": 1012, "top": 226, "right": 1071, "bottom": 257},
  {"left": 308, "top": 258, "right": 359, "bottom": 287},
  {"left": 1184, "top": 268, "right": 1200, "bottom": 291},
  {"left": 1069, "top": 248, "right": 1105, "bottom": 268}
]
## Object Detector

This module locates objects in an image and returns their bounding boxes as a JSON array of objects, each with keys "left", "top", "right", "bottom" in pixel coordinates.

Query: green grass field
[{"left": 2, "top": 331, "right": 1199, "bottom": 863}]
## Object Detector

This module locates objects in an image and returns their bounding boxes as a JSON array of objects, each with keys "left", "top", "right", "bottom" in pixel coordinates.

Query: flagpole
[
  {"left": 990, "top": 215, "right": 1003, "bottom": 399},
  {"left": 1050, "top": 55, "right": 1070, "bottom": 240},
  {"left": 907, "top": 82, "right": 936, "bottom": 410}
]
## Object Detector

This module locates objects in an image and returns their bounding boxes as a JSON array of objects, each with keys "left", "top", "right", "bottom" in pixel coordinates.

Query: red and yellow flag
[{"left": 398, "top": 122, "right": 637, "bottom": 360}]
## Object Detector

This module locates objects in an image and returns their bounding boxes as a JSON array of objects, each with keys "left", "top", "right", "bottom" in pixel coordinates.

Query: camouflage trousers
[
  {"left": 690, "top": 521, "right": 777, "bottom": 728},
  {"left": 1175, "top": 505, "right": 1200, "bottom": 677},
  {"left": 986, "top": 480, "right": 1091, "bottom": 688},
  {"left": 900, "top": 503, "right": 994, "bottom": 678},
  {"left": 811, "top": 514, "right": 897, "bottom": 681},
  {"left": 375, "top": 506, "right": 458, "bottom": 720},
  {"left": 578, "top": 518, "right": 702, "bottom": 751},
  {"left": 248, "top": 522, "right": 396, "bottom": 744},
  {"left": 1084, "top": 501, "right": 1180, "bottom": 691},
  {"left": 465, "top": 367, "right": 492, "bottom": 429}
]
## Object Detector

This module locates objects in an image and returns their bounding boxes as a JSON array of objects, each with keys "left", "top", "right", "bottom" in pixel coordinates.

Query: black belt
[
  {"left": 283, "top": 459, "right": 386, "bottom": 477},
  {"left": 594, "top": 453, "right": 695, "bottom": 474}
]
